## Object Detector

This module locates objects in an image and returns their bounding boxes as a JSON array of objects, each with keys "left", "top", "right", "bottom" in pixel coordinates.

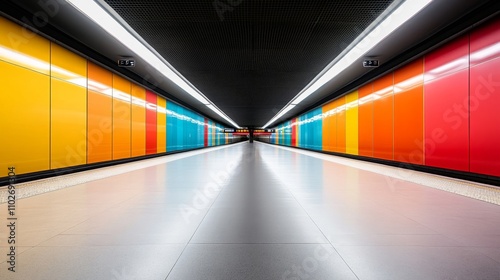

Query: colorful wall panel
[
  {"left": 270, "top": 16, "right": 500, "bottom": 179},
  {"left": 0, "top": 17, "right": 51, "bottom": 175},
  {"left": 157, "top": 96, "right": 167, "bottom": 153},
  {"left": 345, "top": 91, "right": 358, "bottom": 155},
  {"left": 334, "top": 96, "right": 346, "bottom": 153},
  {"left": 0, "top": 16, "right": 237, "bottom": 178},
  {"left": 131, "top": 84, "right": 146, "bottom": 157},
  {"left": 145, "top": 90, "right": 158, "bottom": 155},
  {"left": 322, "top": 100, "right": 337, "bottom": 152},
  {"left": 0, "top": 61, "right": 50, "bottom": 174},
  {"left": 112, "top": 74, "right": 132, "bottom": 160},
  {"left": 299, "top": 108, "right": 322, "bottom": 150},
  {"left": 167, "top": 102, "right": 207, "bottom": 151},
  {"left": 469, "top": 19, "right": 500, "bottom": 176},
  {"left": 0, "top": 17, "right": 50, "bottom": 76},
  {"left": 50, "top": 43, "right": 88, "bottom": 169},
  {"left": 358, "top": 83, "right": 374, "bottom": 157},
  {"left": 51, "top": 78, "right": 87, "bottom": 169},
  {"left": 424, "top": 35, "right": 469, "bottom": 171},
  {"left": 291, "top": 118, "right": 298, "bottom": 146},
  {"left": 372, "top": 74, "right": 394, "bottom": 160},
  {"left": 394, "top": 59, "right": 424, "bottom": 165},
  {"left": 87, "top": 62, "right": 113, "bottom": 163}
]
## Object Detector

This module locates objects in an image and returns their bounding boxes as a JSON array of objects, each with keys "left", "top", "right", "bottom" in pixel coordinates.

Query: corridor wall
[
  {"left": 271, "top": 17, "right": 500, "bottom": 178},
  {"left": 0, "top": 16, "right": 236, "bottom": 177}
]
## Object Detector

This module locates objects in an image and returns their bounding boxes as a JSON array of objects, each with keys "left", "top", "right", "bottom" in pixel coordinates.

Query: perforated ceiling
[{"left": 103, "top": 0, "right": 395, "bottom": 126}]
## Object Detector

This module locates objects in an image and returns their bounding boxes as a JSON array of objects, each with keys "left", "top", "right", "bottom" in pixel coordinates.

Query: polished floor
[{"left": 1, "top": 142, "right": 500, "bottom": 280}]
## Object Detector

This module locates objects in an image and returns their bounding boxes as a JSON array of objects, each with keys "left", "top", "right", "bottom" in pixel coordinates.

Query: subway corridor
[{"left": 1, "top": 142, "right": 500, "bottom": 279}]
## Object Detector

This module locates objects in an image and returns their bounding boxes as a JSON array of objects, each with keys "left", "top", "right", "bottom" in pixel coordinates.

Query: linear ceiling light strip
[
  {"left": 263, "top": 0, "right": 433, "bottom": 128},
  {"left": 65, "top": 0, "right": 240, "bottom": 128}
]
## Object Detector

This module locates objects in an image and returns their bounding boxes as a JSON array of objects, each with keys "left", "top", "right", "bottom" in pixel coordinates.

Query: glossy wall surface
[
  {"left": 0, "top": 17, "right": 237, "bottom": 177},
  {"left": 270, "top": 16, "right": 500, "bottom": 178}
]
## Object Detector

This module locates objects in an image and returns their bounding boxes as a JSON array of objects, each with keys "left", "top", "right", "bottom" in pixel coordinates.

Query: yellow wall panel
[
  {"left": 345, "top": 90, "right": 359, "bottom": 155},
  {"left": 87, "top": 62, "right": 113, "bottom": 163},
  {"left": 0, "top": 61, "right": 50, "bottom": 174},
  {"left": 0, "top": 17, "right": 50, "bottom": 75},
  {"left": 131, "top": 84, "right": 146, "bottom": 157},
  {"left": 51, "top": 79, "right": 87, "bottom": 169},
  {"left": 112, "top": 74, "right": 131, "bottom": 160},
  {"left": 51, "top": 43, "right": 87, "bottom": 85},
  {"left": 157, "top": 97, "right": 167, "bottom": 153}
]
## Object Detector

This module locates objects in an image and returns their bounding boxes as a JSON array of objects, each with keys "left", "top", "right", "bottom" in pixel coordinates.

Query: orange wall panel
[
  {"left": 372, "top": 74, "right": 394, "bottom": 160},
  {"left": 131, "top": 84, "right": 146, "bottom": 157},
  {"left": 345, "top": 91, "right": 359, "bottom": 155},
  {"left": 358, "top": 83, "right": 374, "bottom": 157},
  {"left": 334, "top": 96, "right": 346, "bottom": 153},
  {"left": 322, "top": 101, "right": 337, "bottom": 152},
  {"left": 112, "top": 74, "right": 132, "bottom": 160},
  {"left": 87, "top": 62, "right": 113, "bottom": 163},
  {"left": 394, "top": 59, "right": 424, "bottom": 165}
]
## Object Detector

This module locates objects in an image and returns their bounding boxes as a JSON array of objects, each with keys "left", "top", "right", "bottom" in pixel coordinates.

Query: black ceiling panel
[{"left": 103, "top": 0, "right": 395, "bottom": 126}]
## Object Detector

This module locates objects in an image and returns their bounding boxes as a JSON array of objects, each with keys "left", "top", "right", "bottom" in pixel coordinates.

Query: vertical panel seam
[
  {"left": 392, "top": 71, "right": 395, "bottom": 161},
  {"left": 111, "top": 74, "right": 114, "bottom": 160},
  {"left": 422, "top": 57, "right": 426, "bottom": 165},
  {"left": 49, "top": 42, "right": 52, "bottom": 170},
  {"left": 128, "top": 81, "right": 133, "bottom": 158},
  {"left": 86, "top": 61, "right": 89, "bottom": 164},
  {"left": 467, "top": 33, "right": 471, "bottom": 172}
]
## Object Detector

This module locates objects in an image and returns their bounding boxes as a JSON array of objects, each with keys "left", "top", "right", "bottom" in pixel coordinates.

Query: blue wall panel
[
  {"left": 298, "top": 108, "right": 322, "bottom": 150},
  {"left": 167, "top": 102, "right": 213, "bottom": 151}
]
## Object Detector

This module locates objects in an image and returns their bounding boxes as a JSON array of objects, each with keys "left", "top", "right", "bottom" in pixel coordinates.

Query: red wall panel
[
  {"left": 145, "top": 90, "right": 157, "bottom": 154},
  {"left": 424, "top": 36, "right": 469, "bottom": 171},
  {"left": 372, "top": 74, "right": 394, "bottom": 160},
  {"left": 358, "top": 84, "right": 373, "bottom": 157},
  {"left": 291, "top": 118, "right": 297, "bottom": 146},
  {"left": 394, "top": 59, "right": 424, "bottom": 165},
  {"left": 470, "top": 18, "right": 500, "bottom": 67},
  {"left": 469, "top": 18, "right": 500, "bottom": 176},
  {"left": 204, "top": 118, "right": 209, "bottom": 147}
]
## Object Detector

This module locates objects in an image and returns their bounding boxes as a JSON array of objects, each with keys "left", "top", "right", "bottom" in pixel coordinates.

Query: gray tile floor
[{"left": 1, "top": 142, "right": 500, "bottom": 280}]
